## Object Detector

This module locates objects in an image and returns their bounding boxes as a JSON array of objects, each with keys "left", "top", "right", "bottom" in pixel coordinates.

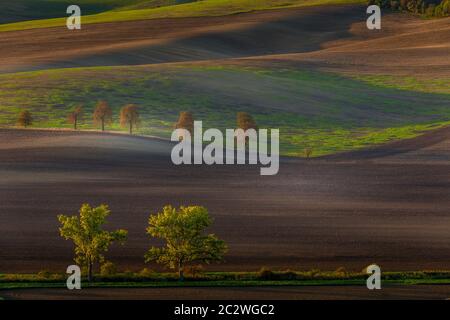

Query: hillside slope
[
  {"left": 0, "top": 0, "right": 149, "bottom": 24},
  {"left": 1, "top": 128, "right": 449, "bottom": 272},
  {"left": 0, "top": 4, "right": 448, "bottom": 80},
  {"left": 0, "top": 4, "right": 448, "bottom": 157},
  {"left": 0, "top": 0, "right": 366, "bottom": 31}
]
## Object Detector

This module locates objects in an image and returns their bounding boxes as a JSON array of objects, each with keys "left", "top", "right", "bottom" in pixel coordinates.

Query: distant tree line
[
  {"left": 17, "top": 108, "right": 317, "bottom": 157},
  {"left": 368, "top": 0, "right": 449, "bottom": 17},
  {"left": 16, "top": 107, "right": 259, "bottom": 139},
  {"left": 17, "top": 101, "right": 140, "bottom": 134}
]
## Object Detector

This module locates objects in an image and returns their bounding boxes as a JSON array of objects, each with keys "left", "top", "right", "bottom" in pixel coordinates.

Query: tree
[
  {"left": 145, "top": 205, "right": 227, "bottom": 281},
  {"left": 304, "top": 147, "right": 313, "bottom": 159},
  {"left": 236, "top": 112, "right": 258, "bottom": 147},
  {"left": 368, "top": 0, "right": 449, "bottom": 16},
  {"left": 175, "top": 111, "right": 194, "bottom": 141},
  {"left": 68, "top": 106, "right": 83, "bottom": 130},
  {"left": 93, "top": 100, "right": 112, "bottom": 131},
  {"left": 120, "top": 104, "right": 140, "bottom": 134},
  {"left": 17, "top": 110, "right": 33, "bottom": 127},
  {"left": 58, "top": 204, "right": 128, "bottom": 282},
  {"left": 175, "top": 111, "right": 194, "bottom": 133},
  {"left": 236, "top": 112, "right": 257, "bottom": 131}
]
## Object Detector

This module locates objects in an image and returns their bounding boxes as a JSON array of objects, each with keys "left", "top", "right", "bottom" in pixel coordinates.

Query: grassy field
[
  {"left": 355, "top": 74, "right": 450, "bottom": 95},
  {"left": 0, "top": 65, "right": 449, "bottom": 157},
  {"left": 0, "top": 0, "right": 366, "bottom": 32}
]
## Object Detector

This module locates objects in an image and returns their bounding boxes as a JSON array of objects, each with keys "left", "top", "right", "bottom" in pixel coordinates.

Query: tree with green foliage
[
  {"left": 145, "top": 205, "right": 227, "bottom": 281},
  {"left": 68, "top": 105, "right": 83, "bottom": 130},
  {"left": 17, "top": 110, "right": 33, "bottom": 127},
  {"left": 120, "top": 104, "right": 140, "bottom": 134},
  {"left": 368, "top": 0, "right": 449, "bottom": 16},
  {"left": 58, "top": 204, "right": 128, "bottom": 282},
  {"left": 93, "top": 100, "right": 113, "bottom": 131}
]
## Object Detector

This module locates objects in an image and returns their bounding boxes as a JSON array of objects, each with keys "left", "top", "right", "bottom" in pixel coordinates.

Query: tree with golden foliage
[
  {"left": 236, "top": 112, "right": 257, "bottom": 131},
  {"left": 175, "top": 111, "right": 194, "bottom": 140},
  {"left": 68, "top": 106, "right": 83, "bottom": 130},
  {"left": 17, "top": 110, "right": 33, "bottom": 128},
  {"left": 120, "top": 104, "right": 140, "bottom": 134},
  {"left": 93, "top": 100, "right": 113, "bottom": 132},
  {"left": 236, "top": 112, "right": 257, "bottom": 147}
]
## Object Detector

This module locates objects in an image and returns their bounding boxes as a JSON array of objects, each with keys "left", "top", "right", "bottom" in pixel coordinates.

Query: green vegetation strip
[
  {"left": 1, "top": 271, "right": 450, "bottom": 290},
  {"left": 0, "top": 0, "right": 366, "bottom": 32},
  {"left": 354, "top": 74, "right": 450, "bottom": 95}
]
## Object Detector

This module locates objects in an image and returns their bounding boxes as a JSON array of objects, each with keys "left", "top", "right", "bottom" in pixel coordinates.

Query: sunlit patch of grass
[{"left": 352, "top": 74, "right": 450, "bottom": 95}]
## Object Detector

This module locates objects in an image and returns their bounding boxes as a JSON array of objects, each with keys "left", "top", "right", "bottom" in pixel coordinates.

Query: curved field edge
[
  {"left": 0, "top": 65, "right": 449, "bottom": 157},
  {"left": 0, "top": 0, "right": 366, "bottom": 32}
]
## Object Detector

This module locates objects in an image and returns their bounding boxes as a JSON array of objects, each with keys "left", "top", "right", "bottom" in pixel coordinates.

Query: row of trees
[
  {"left": 17, "top": 107, "right": 259, "bottom": 137},
  {"left": 71, "top": 101, "right": 140, "bottom": 133},
  {"left": 17, "top": 101, "right": 140, "bottom": 134},
  {"left": 369, "top": 0, "right": 449, "bottom": 16},
  {"left": 58, "top": 204, "right": 227, "bottom": 282},
  {"left": 18, "top": 109, "right": 317, "bottom": 157},
  {"left": 175, "top": 111, "right": 258, "bottom": 135}
]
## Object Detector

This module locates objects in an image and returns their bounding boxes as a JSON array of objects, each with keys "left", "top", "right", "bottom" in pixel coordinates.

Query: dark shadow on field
[
  {"left": 0, "top": 1, "right": 113, "bottom": 24},
  {"left": 11, "top": 5, "right": 366, "bottom": 72}
]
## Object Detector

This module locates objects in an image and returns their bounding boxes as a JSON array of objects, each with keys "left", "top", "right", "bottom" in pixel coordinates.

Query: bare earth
[
  {"left": 0, "top": 128, "right": 449, "bottom": 273},
  {"left": 0, "top": 4, "right": 448, "bottom": 77},
  {"left": 1, "top": 285, "right": 450, "bottom": 300}
]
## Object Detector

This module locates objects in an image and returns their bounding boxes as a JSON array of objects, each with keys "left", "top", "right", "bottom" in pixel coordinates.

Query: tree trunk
[
  {"left": 129, "top": 121, "right": 133, "bottom": 135},
  {"left": 178, "top": 261, "right": 184, "bottom": 281},
  {"left": 74, "top": 118, "right": 77, "bottom": 130},
  {"left": 88, "top": 261, "right": 93, "bottom": 282},
  {"left": 101, "top": 119, "right": 105, "bottom": 132}
]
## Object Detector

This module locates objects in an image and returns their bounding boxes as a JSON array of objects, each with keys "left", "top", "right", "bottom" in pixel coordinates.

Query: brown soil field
[
  {"left": 0, "top": 128, "right": 449, "bottom": 273},
  {"left": 1, "top": 285, "right": 450, "bottom": 300},
  {"left": 0, "top": 4, "right": 448, "bottom": 78}
]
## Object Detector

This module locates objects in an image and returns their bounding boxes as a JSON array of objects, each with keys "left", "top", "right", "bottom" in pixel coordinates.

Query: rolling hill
[
  {"left": 0, "top": 3, "right": 448, "bottom": 157},
  {"left": 0, "top": 0, "right": 145, "bottom": 24},
  {"left": 0, "top": 0, "right": 366, "bottom": 31},
  {"left": 0, "top": 64, "right": 448, "bottom": 156}
]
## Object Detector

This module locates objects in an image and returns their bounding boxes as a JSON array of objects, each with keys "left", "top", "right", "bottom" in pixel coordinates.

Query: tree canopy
[
  {"left": 237, "top": 112, "right": 257, "bottom": 131},
  {"left": 68, "top": 105, "right": 83, "bottom": 130},
  {"left": 17, "top": 110, "right": 33, "bottom": 127},
  {"left": 145, "top": 205, "right": 227, "bottom": 280},
  {"left": 93, "top": 100, "right": 113, "bottom": 131},
  {"left": 58, "top": 204, "right": 128, "bottom": 281},
  {"left": 120, "top": 104, "right": 140, "bottom": 134}
]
